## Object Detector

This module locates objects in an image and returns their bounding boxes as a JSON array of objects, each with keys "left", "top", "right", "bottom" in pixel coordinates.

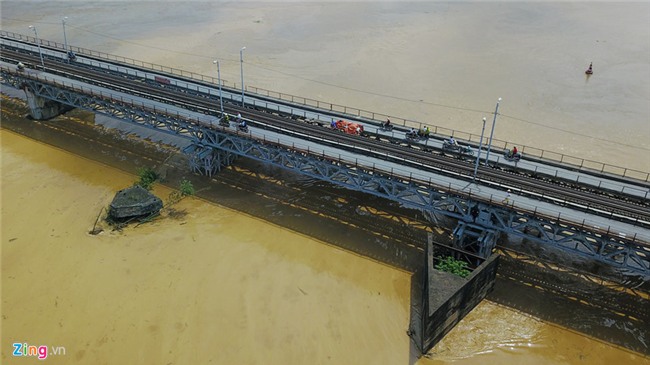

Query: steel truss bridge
[{"left": 2, "top": 67, "right": 648, "bottom": 278}]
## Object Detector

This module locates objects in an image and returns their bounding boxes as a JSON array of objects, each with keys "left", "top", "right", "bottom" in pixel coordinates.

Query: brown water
[
  {"left": 1, "top": 127, "right": 413, "bottom": 364},
  {"left": 2, "top": 1, "right": 650, "bottom": 364},
  {"left": 1, "top": 101, "right": 648, "bottom": 364}
]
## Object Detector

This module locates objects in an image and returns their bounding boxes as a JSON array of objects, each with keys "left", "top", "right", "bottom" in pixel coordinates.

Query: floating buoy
[{"left": 585, "top": 62, "right": 593, "bottom": 75}]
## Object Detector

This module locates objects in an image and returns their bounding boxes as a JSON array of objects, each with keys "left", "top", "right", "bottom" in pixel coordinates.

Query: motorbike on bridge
[
  {"left": 237, "top": 123, "right": 249, "bottom": 133},
  {"left": 503, "top": 148, "right": 522, "bottom": 162},
  {"left": 217, "top": 113, "right": 249, "bottom": 133},
  {"left": 442, "top": 138, "right": 474, "bottom": 158},
  {"left": 233, "top": 113, "right": 249, "bottom": 133},
  {"left": 379, "top": 119, "right": 394, "bottom": 132},
  {"left": 219, "top": 113, "right": 231, "bottom": 127},
  {"left": 405, "top": 127, "right": 431, "bottom": 141}
]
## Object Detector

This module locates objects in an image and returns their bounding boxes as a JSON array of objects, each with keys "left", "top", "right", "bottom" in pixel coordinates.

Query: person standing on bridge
[{"left": 502, "top": 189, "right": 512, "bottom": 205}]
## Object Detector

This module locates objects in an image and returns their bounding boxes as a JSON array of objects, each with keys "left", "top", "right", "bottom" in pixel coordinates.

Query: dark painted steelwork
[{"left": 1, "top": 67, "right": 648, "bottom": 276}]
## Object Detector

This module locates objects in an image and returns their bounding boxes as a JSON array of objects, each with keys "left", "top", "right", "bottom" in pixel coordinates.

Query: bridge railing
[
  {"left": 427, "top": 129, "right": 649, "bottom": 182},
  {"left": 242, "top": 87, "right": 650, "bottom": 184},
  {"left": 0, "top": 30, "right": 232, "bottom": 87},
  {"left": 236, "top": 91, "right": 650, "bottom": 184},
  {"left": 1, "top": 30, "right": 648, "bottom": 182}
]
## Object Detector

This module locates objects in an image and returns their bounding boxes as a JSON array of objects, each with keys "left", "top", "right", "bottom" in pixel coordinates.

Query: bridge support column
[
  {"left": 23, "top": 86, "right": 72, "bottom": 120},
  {"left": 452, "top": 222, "right": 498, "bottom": 263},
  {"left": 411, "top": 233, "right": 499, "bottom": 355},
  {"left": 184, "top": 143, "right": 235, "bottom": 177}
]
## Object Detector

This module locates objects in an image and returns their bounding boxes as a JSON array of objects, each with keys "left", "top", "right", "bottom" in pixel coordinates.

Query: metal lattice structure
[{"left": 1, "top": 67, "right": 648, "bottom": 276}]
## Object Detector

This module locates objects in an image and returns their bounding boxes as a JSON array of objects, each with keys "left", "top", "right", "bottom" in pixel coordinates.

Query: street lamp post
[
  {"left": 472, "top": 117, "right": 487, "bottom": 181},
  {"left": 29, "top": 25, "right": 45, "bottom": 69},
  {"left": 62, "top": 17, "right": 69, "bottom": 61},
  {"left": 213, "top": 60, "right": 224, "bottom": 117},
  {"left": 483, "top": 97, "right": 502, "bottom": 166},
  {"left": 240, "top": 46, "right": 246, "bottom": 106}
]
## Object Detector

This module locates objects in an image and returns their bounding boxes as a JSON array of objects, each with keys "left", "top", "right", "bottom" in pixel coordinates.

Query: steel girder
[
  {"left": 184, "top": 143, "right": 235, "bottom": 177},
  {"left": 452, "top": 222, "right": 498, "bottom": 260},
  {"left": 187, "top": 127, "right": 650, "bottom": 276},
  {"left": 1, "top": 68, "right": 648, "bottom": 277}
]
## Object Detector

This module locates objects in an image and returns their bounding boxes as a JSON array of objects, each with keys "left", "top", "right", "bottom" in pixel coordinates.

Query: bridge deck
[
  {"left": 2, "top": 36, "right": 649, "bottom": 276},
  {"left": 2, "top": 36, "right": 648, "bottom": 199},
  {"left": 2, "top": 61, "right": 648, "bottom": 244}
]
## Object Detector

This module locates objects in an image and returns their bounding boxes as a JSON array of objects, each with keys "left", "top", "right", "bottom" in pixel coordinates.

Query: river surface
[
  {"left": 1, "top": 108, "right": 647, "bottom": 364},
  {"left": 1, "top": 1, "right": 649, "bottom": 364}
]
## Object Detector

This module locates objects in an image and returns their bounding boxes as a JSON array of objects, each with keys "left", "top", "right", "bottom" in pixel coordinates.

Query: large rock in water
[{"left": 108, "top": 185, "right": 163, "bottom": 221}]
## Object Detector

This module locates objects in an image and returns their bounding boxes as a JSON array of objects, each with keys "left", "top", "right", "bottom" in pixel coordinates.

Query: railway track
[{"left": 2, "top": 46, "right": 650, "bottom": 229}]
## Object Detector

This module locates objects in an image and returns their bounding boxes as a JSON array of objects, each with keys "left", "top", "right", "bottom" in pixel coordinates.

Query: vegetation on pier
[{"left": 435, "top": 256, "right": 471, "bottom": 278}]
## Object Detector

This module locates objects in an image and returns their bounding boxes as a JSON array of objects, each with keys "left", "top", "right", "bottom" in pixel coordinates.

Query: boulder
[{"left": 108, "top": 185, "right": 163, "bottom": 221}]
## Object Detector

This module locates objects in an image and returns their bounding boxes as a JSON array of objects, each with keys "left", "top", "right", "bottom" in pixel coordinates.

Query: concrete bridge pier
[
  {"left": 23, "top": 86, "right": 72, "bottom": 120},
  {"left": 410, "top": 233, "right": 499, "bottom": 356}
]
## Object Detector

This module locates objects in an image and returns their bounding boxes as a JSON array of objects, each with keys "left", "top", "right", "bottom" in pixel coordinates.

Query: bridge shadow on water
[
  {"left": 2, "top": 110, "right": 648, "bottom": 359},
  {"left": 489, "top": 248, "right": 649, "bottom": 355}
]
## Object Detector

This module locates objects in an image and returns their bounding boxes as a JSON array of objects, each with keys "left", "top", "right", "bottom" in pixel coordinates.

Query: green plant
[
  {"left": 179, "top": 179, "right": 195, "bottom": 197},
  {"left": 166, "top": 179, "right": 195, "bottom": 207},
  {"left": 435, "top": 256, "right": 471, "bottom": 278},
  {"left": 136, "top": 167, "right": 159, "bottom": 190}
]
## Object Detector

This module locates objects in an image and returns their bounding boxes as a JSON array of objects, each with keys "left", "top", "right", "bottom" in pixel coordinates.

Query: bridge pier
[
  {"left": 23, "top": 86, "right": 72, "bottom": 120},
  {"left": 184, "top": 143, "right": 235, "bottom": 177},
  {"left": 410, "top": 233, "right": 499, "bottom": 355},
  {"left": 452, "top": 222, "right": 498, "bottom": 263}
]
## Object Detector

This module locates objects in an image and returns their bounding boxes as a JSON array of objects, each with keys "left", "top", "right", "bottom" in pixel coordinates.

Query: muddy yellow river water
[
  {"left": 1, "top": 1, "right": 649, "bottom": 363},
  {"left": 1, "top": 128, "right": 647, "bottom": 364}
]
